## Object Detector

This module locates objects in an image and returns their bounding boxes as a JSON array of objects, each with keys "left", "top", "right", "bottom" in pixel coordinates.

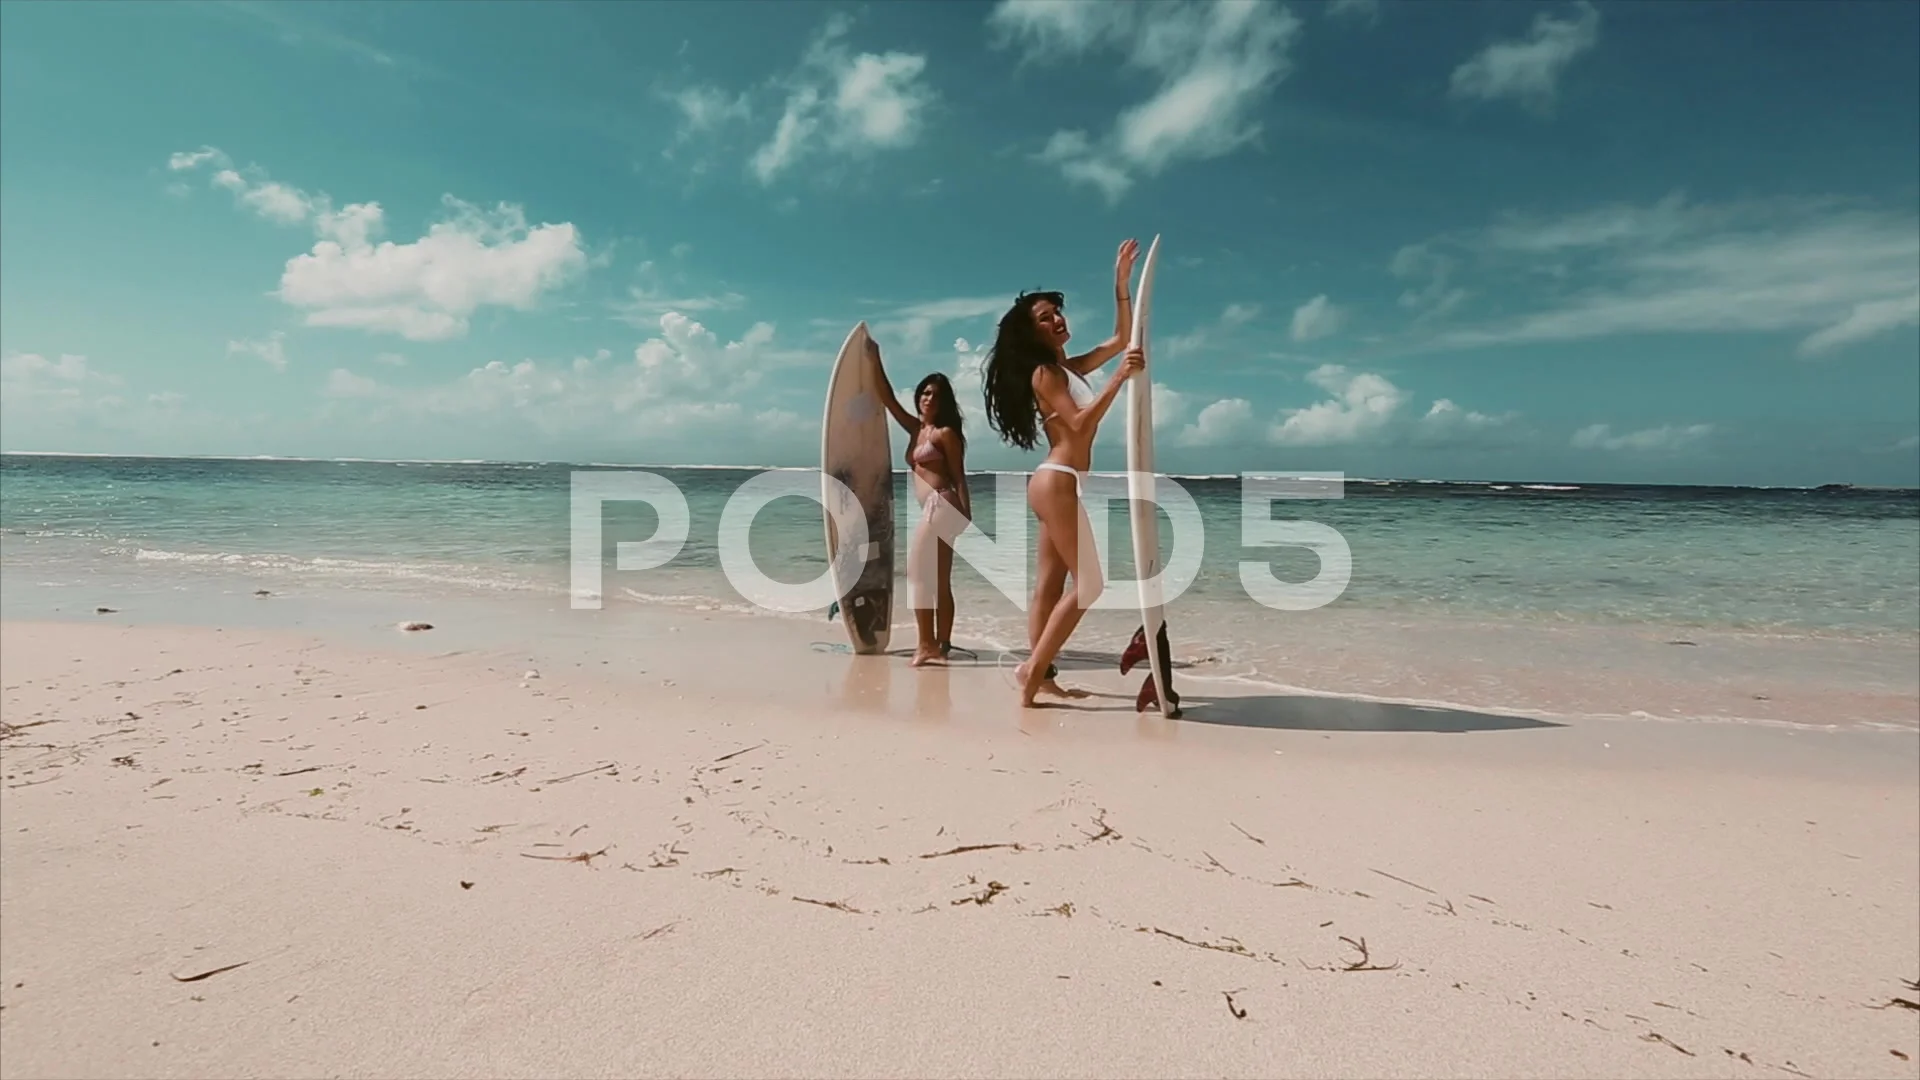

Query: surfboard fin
[
  {"left": 1127, "top": 622, "right": 1179, "bottom": 717},
  {"left": 1119, "top": 628, "right": 1149, "bottom": 675},
  {"left": 1135, "top": 674, "right": 1182, "bottom": 718}
]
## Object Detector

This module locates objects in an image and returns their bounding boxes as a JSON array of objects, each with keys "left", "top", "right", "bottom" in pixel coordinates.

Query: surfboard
[
  {"left": 820, "top": 321, "right": 894, "bottom": 655},
  {"left": 1123, "top": 235, "right": 1177, "bottom": 717}
]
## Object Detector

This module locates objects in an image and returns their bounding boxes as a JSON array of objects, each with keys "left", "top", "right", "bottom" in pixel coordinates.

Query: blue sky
[{"left": 2, "top": 0, "right": 1916, "bottom": 486}]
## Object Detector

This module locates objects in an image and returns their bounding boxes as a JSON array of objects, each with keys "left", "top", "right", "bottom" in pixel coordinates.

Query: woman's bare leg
[
  {"left": 1016, "top": 471, "right": 1101, "bottom": 706},
  {"left": 907, "top": 503, "right": 942, "bottom": 667},
  {"left": 1023, "top": 491, "right": 1081, "bottom": 697},
  {"left": 936, "top": 537, "right": 956, "bottom": 648},
  {"left": 1029, "top": 518, "right": 1064, "bottom": 652}
]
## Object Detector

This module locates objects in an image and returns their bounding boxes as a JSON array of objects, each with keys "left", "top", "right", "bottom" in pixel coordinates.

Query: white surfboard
[
  {"left": 820, "top": 321, "right": 894, "bottom": 655},
  {"left": 1123, "top": 235, "right": 1176, "bottom": 716}
]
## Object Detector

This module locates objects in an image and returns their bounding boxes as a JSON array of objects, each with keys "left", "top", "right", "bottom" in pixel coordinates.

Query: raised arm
[
  {"left": 865, "top": 337, "right": 919, "bottom": 434},
  {"left": 1033, "top": 347, "right": 1143, "bottom": 439},
  {"left": 1065, "top": 238, "right": 1139, "bottom": 376}
]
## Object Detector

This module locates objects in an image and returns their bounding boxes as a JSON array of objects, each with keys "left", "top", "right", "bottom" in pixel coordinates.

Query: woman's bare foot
[
  {"left": 1013, "top": 661, "right": 1089, "bottom": 701},
  {"left": 911, "top": 644, "right": 943, "bottom": 667}
]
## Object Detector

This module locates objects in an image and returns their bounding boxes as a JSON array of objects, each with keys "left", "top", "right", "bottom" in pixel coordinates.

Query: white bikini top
[{"left": 1040, "top": 367, "right": 1097, "bottom": 423}]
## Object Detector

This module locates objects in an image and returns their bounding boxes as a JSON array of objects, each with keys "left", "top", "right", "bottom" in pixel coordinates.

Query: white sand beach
[{"left": 2, "top": 612, "right": 1915, "bottom": 1080}]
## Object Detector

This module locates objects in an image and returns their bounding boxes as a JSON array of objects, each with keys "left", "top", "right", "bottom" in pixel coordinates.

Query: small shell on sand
[{"left": 398, "top": 621, "right": 434, "bottom": 632}]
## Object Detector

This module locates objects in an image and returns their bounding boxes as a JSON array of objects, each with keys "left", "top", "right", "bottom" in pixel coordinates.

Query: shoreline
[
  {"left": 6, "top": 449, "right": 1918, "bottom": 492},
  {"left": 3, "top": 554, "right": 1915, "bottom": 736},
  {"left": 3, "top": 614, "right": 1917, "bottom": 1078}
]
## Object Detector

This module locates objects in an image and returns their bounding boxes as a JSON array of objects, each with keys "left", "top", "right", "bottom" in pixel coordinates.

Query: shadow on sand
[
  {"left": 820, "top": 640, "right": 1558, "bottom": 735},
  {"left": 846, "top": 645, "right": 1145, "bottom": 672},
  {"left": 1175, "top": 692, "right": 1563, "bottom": 734}
]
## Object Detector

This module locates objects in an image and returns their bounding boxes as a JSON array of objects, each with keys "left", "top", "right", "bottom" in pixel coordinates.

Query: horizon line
[{"left": 2, "top": 450, "right": 1914, "bottom": 493}]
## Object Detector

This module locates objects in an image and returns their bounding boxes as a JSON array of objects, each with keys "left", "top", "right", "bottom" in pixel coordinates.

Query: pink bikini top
[
  {"left": 911, "top": 435, "right": 944, "bottom": 467},
  {"left": 909, "top": 429, "right": 954, "bottom": 493}
]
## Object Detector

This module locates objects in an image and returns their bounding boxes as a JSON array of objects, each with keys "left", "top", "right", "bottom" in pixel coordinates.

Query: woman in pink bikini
[
  {"left": 868, "top": 339, "right": 972, "bottom": 667},
  {"left": 981, "top": 239, "right": 1145, "bottom": 707}
]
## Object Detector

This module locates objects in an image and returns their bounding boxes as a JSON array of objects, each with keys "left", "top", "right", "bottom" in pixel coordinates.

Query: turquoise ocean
[{"left": 4, "top": 453, "right": 1917, "bottom": 728}]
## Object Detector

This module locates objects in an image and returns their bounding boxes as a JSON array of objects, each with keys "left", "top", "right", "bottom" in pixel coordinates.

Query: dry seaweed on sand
[
  {"left": 919, "top": 842, "right": 1026, "bottom": 859},
  {"left": 1137, "top": 927, "right": 1273, "bottom": 962},
  {"left": 1079, "top": 812, "right": 1119, "bottom": 843},
  {"left": 1223, "top": 990, "right": 1248, "bottom": 1019},
  {"left": 1338, "top": 936, "right": 1400, "bottom": 972},
  {"left": 544, "top": 763, "right": 617, "bottom": 784},
  {"left": 712, "top": 742, "right": 767, "bottom": 763},
  {"left": 1370, "top": 868, "right": 1437, "bottom": 895},
  {"left": 521, "top": 845, "right": 611, "bottom": 866},
  {"left": 1640, "top": 1033, "right": 1695, "bottom": 1056},
  {"left": 170, "top": 961, "right": 249, "bottom": 983},
  {"left": 792, "top": 896, "right": 864, "bottom": 914},
  {"left": 952, "top": 880, "right": 1008, "bottom": 906}
]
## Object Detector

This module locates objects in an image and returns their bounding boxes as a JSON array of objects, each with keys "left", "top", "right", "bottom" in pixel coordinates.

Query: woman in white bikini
[
  {"left": 869, "top": 339, "right": 972, "bottom": 667},
  {"left": 981, "top": 239, "right": 1145, "bottom": 707}
]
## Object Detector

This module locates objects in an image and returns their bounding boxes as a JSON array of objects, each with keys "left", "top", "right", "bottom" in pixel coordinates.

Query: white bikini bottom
[{"left": 1034, "top": 461, "right": 1086, "bottom": 493}]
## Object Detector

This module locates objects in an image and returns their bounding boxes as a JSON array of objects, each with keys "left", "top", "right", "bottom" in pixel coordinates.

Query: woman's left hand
[{"left": 1114, "top": 238, "right": 1139, "bottom": 291}]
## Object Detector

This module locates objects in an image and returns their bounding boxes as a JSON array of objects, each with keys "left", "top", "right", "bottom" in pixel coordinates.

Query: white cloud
[
  {"left": 306, "top": 312, "right": 814, "bottom": 459},
  {"left": 1036, "top": 131, "right": 1135, "bottom": 202},
  {"left": 169, "top": 146, "right": 229, "bottom": 172},
  {"left": 1414, "top": 398, "right": 1518, "bottom": 447},
  {"left": 950, "top": 337, "right": 989, "bottom": 426},
  {"left": 278, "top": 197, "right": 587, "bottom": 342},
  {"left": 1449, "top": 1, "right": 1600, "bottom": 116},
  {"left": 1138, "top": 365, "right": 1506, "bottom": 451},
  {"left": 1174, "top": 397, "right": 1256, "bottom": 447},
  {"left": 749, "top": 15, "right": 935, "bottom": 184},
  {"left": 205, "top": 164, "right": 328, "bottom": 227},
  {"left": 612, "top": 284, "right": 747, "bottom": 328},
  {"left": 1389, "top": 242, "right": 1470, "bottom": 320},
  {"left": 226, "top": 331, "right": 289, "bottom": 371},
  {"left": 169, "top": 148, "right": 589, "bottom": 342},
  {"left": 1149, "top": 382, "right": 1192, "bottom": 431},
  {"left": 1421, "top": 398, "right": 1507, "bottom": 431},
  {"left": 0, "top": 352, "right": 124, "bottom": 398},
  {"left": 872, "top": 295, "right": 1015, "bottom": 356},
  {"left": 1163, "top": 301, "right": 1263, "bottom": 359},
  {"left": 0, "top": 354, "right": 130, "bottom": 437},
  {"left": 1325, "top": 0, "right": 1380, "bottom": 24},
  {"left": 992, "top": 0, "right": 1302, "bottom": 202},
  {"left": 1268, "top": 363, "right": 1408, "bottom": 446},
  {"left": 1797, "top": 291, "right": 1920, "bottom": 358},
  {"left": 672, "top": 85, "right": 751, "bottom": 133},
  {"left": 626, "top": 312, "right": 778, "bottom": 404},
  {"left": 324, "top": 368, "right": 381, "bottom": 398},
  {"left": 0, "top": 353, "right": 218, "bottom": 448},
  {"left": 1571, "top": 422, "right": 1712, "bottom": 453},
  {"left": 1406, "top": 194, "right": 1920, "bottom": 357},
  {"left": 1289, "top": 294, "right": 1346, "bottom": 342}
]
